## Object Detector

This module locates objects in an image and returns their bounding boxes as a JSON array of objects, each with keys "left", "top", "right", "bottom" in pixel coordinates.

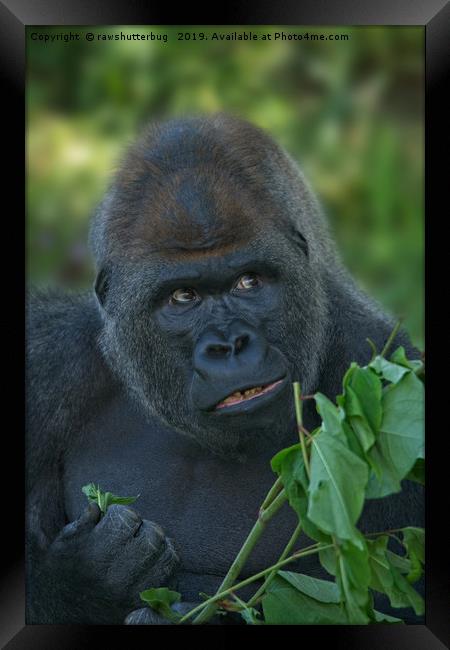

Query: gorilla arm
[
  {"left": 26, "top": 289, "right": 111, "bottom": 549},
  {"left": 26, "top": 290, "right": 179, "bottom": 624}
]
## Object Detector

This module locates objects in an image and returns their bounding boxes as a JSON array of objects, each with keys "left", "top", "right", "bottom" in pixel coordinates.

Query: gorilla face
[{"left": 92, "top": 115, "right": 330, "bottom": 457}]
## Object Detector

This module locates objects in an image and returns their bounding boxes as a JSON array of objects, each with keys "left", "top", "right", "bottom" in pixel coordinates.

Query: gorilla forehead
[
  {"left": 130, "top": 166, "right": 261, "bottom": 257},
  {"left": 90, "top": 113, "right": 335, "bottom": 271},
  {"left": 98, "top": 115, "right": 285, "bottom": 260}
]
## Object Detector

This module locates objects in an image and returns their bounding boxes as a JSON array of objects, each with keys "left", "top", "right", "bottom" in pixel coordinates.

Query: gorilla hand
[
  {"left": 125, "top": 602, "right": 198, "bottom": 625},
  {"left": 32, "top": 503, "right": 179, "bottom": 624},
  {"left": 125, "top": 603, "right": 243, "bottom": 625}
]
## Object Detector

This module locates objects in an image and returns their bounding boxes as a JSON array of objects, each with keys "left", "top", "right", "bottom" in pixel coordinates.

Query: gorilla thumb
[
  {"left": 78, "top": 501, "right": 102, "bottom": 528},
  {"left": 62, "top": 502, "right": 101, "bottom": 538}
]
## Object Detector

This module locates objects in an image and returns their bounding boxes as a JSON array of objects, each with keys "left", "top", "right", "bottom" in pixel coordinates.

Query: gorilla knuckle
[
  {"left": 94, "top": 504, "right": 143, "bottom": 541},
  {"left": 133, "top": 526, "right": 180, "bottom": 579},
  {"left": 125, "top": 607, "right": 172, "bottom": 625}
]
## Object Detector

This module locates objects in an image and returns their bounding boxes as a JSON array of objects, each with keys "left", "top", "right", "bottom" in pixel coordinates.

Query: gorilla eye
[
  {"left": 234, "top": 273, "right": 261, "bottom": 291},
  {"left": 170, "top": 288, "right": 199, "bottom": 305}
]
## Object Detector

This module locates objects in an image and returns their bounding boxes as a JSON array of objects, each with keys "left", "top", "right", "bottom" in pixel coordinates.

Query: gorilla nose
[
  {"left": 205, "top": 334, "right": 250, "bottom": 359},
  {"left": 194, "top": 325, "right": 265, "bottom": 374}
]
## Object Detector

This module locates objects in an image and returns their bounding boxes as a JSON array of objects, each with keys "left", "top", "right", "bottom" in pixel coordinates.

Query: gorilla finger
[
  {"left": 93, "top": 504, "right": 142, "bottom": 542},
  {"left": 124, "top": 607, "right": 173, "bottom": 625},
  {"left": 131, "top": 520, "right": 167, "bottom": 558},
  {"left": 124, "top": 603, "right": 200, "bottom": 625},
  {"left": 138, "top": 533, "right": 180, "bottom": 585},
  {"left": 60, "top": 502, "right": 101, "bottom": 538}
]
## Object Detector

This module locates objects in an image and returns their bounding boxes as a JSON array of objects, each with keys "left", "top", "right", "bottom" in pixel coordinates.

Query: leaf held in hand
[
  {"left": 81, "top": 483, "right": 139, "bottom": 515},
  {"left": 140, "top": 587, "right": 182, "bottom": 622}
]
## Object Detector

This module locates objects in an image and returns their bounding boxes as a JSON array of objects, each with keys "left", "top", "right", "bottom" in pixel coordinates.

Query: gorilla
[{"left": 26, "top": 113, "right": 423, "bottom": 625}]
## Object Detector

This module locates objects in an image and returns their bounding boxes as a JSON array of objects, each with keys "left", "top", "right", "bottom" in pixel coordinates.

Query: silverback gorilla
[{"left": 26, "top": 114, "right": 423, "bottom": 625}]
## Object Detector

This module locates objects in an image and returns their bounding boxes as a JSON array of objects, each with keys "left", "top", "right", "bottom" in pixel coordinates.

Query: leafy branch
[{"left": 84, "top": 325, "right": 425, "bottom": 625}]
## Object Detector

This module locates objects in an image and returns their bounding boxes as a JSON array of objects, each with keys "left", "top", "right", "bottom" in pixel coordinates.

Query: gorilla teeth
[
  {"left": 244, "top": 387, "right": 263, "bottom": 397},
  {"left": 218, "top": 385, "right": 266, "bottom": 407},
  {"left": 215, "top": 379, "right": 284, "bottom": 409}
]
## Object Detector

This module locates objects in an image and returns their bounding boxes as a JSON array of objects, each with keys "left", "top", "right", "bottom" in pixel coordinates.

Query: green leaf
[
  {"left": 343, "top": 386, "right": 377, "bottom": 453},
  {"left": 98, "top": 491, "right": 108, "bottom": 513},
  {"left": 319, "top": 535, "right": 372, "bottom": 624},
  {"left": 81, "top": 483, "right": 139, "bottom": 514},
  {"left": 385, "top": 550, "right": 411, "bottom": 574},
  {"left": 365, "top": 372, "right": 424, "bottom": 499},
  {"left": 139, "top": 587, "right": 182, "bottom": 622},
  {"left": 271, "top": 443, "right": 301, "bottom": 474},
  {"left": 271, "top": 444, "right": 330, "bottom": 543},
  {"left": 367, "top": 537, "right": 424, "bottom": 615},
  {"left": 276, "top": 571, "right": 340, "bottom": 602},
  {"left": 389, "top": 347, "right": 424, "bottom": 374},
  {"left": 340, "top": 365, "right": 382, "bottom": 452},
  {"left": 368, "top": 346, "right": 424, "bottom": 385},
  {"left": 314, "top": 392, "right": 345, "bottom": 436},
  {"left": 406, "top": 458, "right": 425, "bottom": 485},
  {"left": 308, "top": 432, "right": 369, "bottom": 547},
  {"left": 240, "top": 607, "right": 263, "bottom": 625},
  {"left": 402, "top": 528, "right": 424, "bottom": 562},
  {"left": 81, "top": 483, "right": 99, "bottom": 500},
  {"left": 372, "top": 609, "right": 404, "bottom": 624},
  {"left": 262, "top": 574, "right": 348, "bottom": 624},
  {"left": 338, "top": 548, "right": 372, "bottom": 623},
  {"left": 402, "top": 527, "right": 424, "bottom": 583},
  {"left": 369, "top": 356, "right": 410, "bottom": 384},
  {"left": 341, "top": 420, "right": 365, "bottom": 460},
  {"left": 227, "top": 594, "right": 263, "bottom": 625},
  {"left": 318, "top": 543, "right": 338, "bottom": 576}
]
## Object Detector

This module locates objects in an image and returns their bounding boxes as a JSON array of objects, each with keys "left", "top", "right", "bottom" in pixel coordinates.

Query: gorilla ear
[
  {"left": 292, "top": 228, "right": 309, "bottom": 257},
  {"left": 94, "top": 267, "right": 110, "bottom": 308}
]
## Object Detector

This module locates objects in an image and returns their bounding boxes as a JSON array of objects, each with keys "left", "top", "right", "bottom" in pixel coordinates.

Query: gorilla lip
[{"left": 214, "top": 379, "right": 285, "bottom": 410}]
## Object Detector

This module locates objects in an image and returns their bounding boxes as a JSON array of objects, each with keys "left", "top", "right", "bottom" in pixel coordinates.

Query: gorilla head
[{"left": 90, "top": 114, "right": 341, "bottom": 458}]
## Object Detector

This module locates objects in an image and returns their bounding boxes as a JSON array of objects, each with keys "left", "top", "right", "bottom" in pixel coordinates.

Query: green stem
[
  {"left": 246, "top": 521, "right": 303, "bottom": 607},
  {"left": 179, "top": 542, "right": 333, "bottom": 625},
  {"left": 364, "top": 527, "right": 406, "bottom": 538},
  {"left": 260, "top": 489, "right": 288, "bottom": 521},
  {"left": 380, "top": 319, "right": 403, "bottom": 358},
  {"left": 191, "top": 486, "right": 288, "bottom": 625},
  {"left": 293, "top": 382, "right": 311, "bottom": 479},
  {"left": 230, "top": 592, "right": 248, "bottom": 609},
  {"left": 366, "top": 337, "right": 378, "bottom": 362},
  {"left": 260, "top": 475, "right": 283, "bottom": 510}
]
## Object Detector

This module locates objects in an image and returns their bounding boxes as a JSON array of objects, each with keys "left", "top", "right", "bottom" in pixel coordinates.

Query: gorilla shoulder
[{"left": 26, "top": 289, "right": 114, "bottom": 479}]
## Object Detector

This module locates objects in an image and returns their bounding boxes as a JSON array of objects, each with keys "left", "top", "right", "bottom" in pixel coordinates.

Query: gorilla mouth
[{"left": 214, "top": 379, "right": 285, "bottom": 410}]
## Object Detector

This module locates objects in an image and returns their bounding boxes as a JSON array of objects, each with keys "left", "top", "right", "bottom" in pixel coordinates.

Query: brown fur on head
[
  {"left": 112, "top": 163, "right": 260, "bottom": 261},
  {"left": 89, "top": 113, "right": 306, "bottom": 266}
]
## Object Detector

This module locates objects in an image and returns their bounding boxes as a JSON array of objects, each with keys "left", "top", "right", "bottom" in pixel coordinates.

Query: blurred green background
[{"left": 26, "top": 26, "right": 424, "bottom": 348}]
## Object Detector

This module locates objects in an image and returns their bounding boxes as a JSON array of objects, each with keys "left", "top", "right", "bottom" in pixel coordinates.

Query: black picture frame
[{"left": 1, "top": 1, "right": 448, "bottom": 647}]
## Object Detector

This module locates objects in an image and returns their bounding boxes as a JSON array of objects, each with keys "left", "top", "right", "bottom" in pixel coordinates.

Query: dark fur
[{"left": 26, "top": 114, "right": 423, "bottom": 624}]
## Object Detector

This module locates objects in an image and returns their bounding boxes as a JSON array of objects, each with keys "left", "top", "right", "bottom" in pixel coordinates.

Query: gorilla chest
[{"left": 63, "top": 402, "right": 305, "bottom": 596}]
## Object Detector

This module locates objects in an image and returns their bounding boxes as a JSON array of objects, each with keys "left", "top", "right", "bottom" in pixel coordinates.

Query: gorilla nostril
[
  {"left": 206, "top": 343, "right": 232, "bottom": 358},
  {"left": 234, "top": 334, "right": 249, "bottom": 354}
]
